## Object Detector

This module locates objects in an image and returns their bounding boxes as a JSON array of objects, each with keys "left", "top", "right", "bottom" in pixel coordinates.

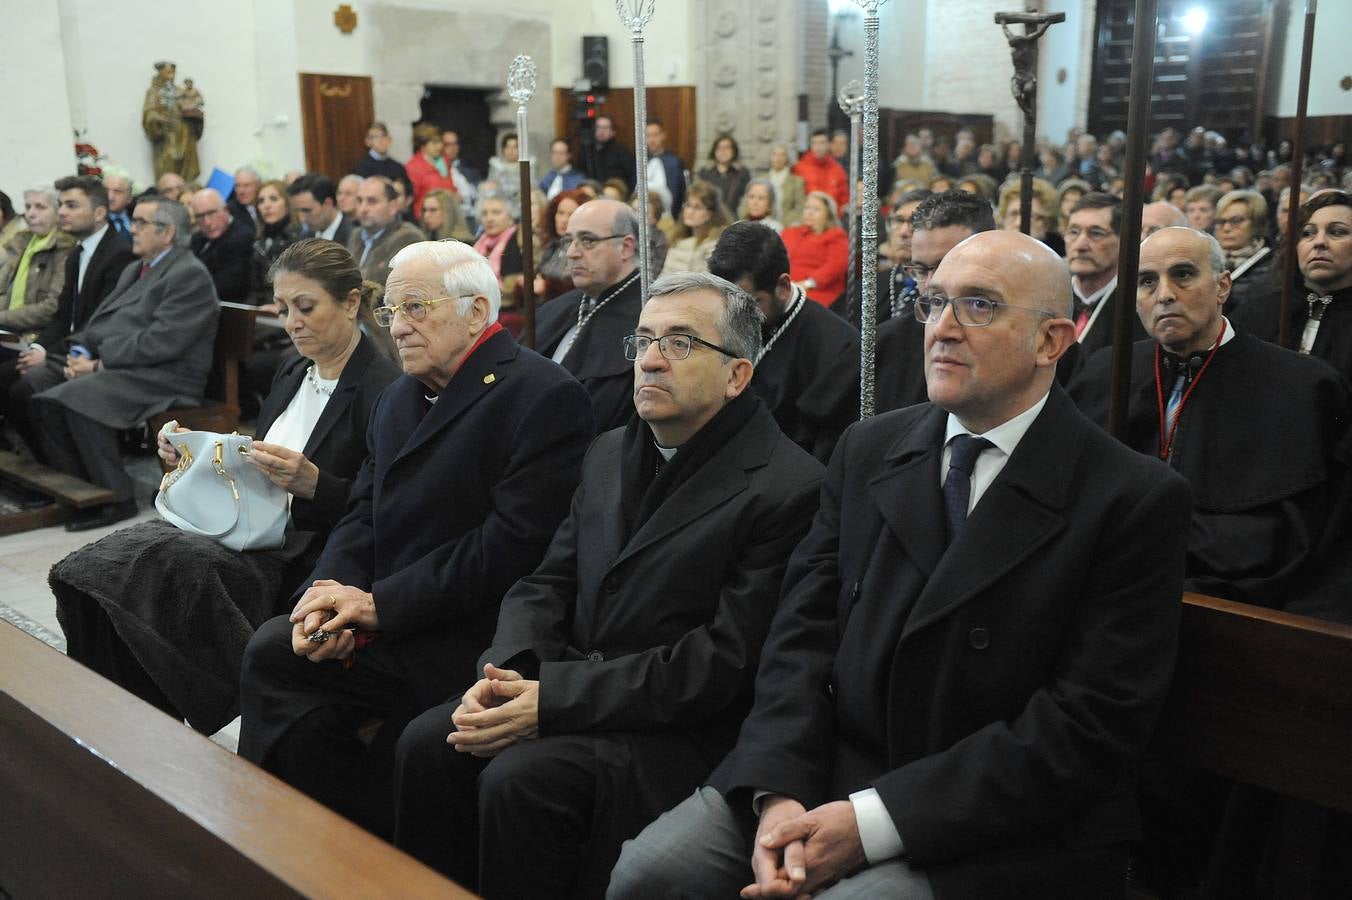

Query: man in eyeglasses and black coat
[{"left": 392, "top": 271, "right": 824, "bottom": 899}]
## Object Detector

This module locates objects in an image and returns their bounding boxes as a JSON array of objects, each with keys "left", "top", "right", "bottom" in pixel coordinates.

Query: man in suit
[
  {"left": 708, "top": 222, "right": 858, "bottom": 463},
  {"left": 531, "top": 198, "right": 643, "bottom": 432},
  {"left": 354, "top": 122, "right": 411, "bottom": 193},
  {"left": 238, "top": 240, "right": 594, "bottom": 837},
  {"left": 101, "top": 173, "right": 135, "bottom": 243},
  {"left": 874, "top": 191, "right": 995, "bottom": 415},
  {"left": 1066, "top": 192, "right": 1146, "bottom": 364},
  {"left": 287, "top": 173, "right": 353, "bottom": 247},
  {"left": 228, "top": 167, "right": 262, "bottom": 232},
  {"left": 391, "top": 272, "right": 824, "bottom": 898},
  {"left": 0, "top": 175, "right": 137, "bottom": 464},
  {"left": 583, "top": 116, "right": 635, "bottom": 193},
  {"left": 644, "top": 119, "right": 686, "bottom": 217},
  {"left": 539, "top": 139, "right": 586, "bottom": 200},
  {"left": 30, "top": 198, "right": 219, "bottom": 531},
  {"left": 347, "top": 176, "right": 425, "bottom": 290},
  {"left": 611, "top": 231, "right": 1192, "bottom": 898},
  {"left": 1070, "top": 226, "right": 1352, "bottom": 621},
  {"left": 189, "top": 188, "right": 257, "bottom": 303}
]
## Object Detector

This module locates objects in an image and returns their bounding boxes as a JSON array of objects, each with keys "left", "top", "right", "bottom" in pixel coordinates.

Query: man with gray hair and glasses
[
  {"left": 392, "top": 271, "right": 824, "bottom": 898},
  {"left": 531, "top": 197, "right": 645, "bottom": 432},
  {"left": 239, "top": 239, "right": 593, "bottom": 838},
  {"left": 613, "top": 231, "right": 1190, "bottom": 898},
  {"left": 30, "top": 197, "right": 218, "bottom": 530}
]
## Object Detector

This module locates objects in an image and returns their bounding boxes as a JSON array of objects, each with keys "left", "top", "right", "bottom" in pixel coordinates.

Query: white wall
[
  {"left": 830, "top": 3, "right": 928, "bottom": 114},
  {"left": 1268, "top": 0, "right": 1352, "bottom": 118},
  {"left": 1038, "top": 0, "right": 1093, "bottom": 146},
  {"left": 0, "top": 3, "right": 76, "bottom": 198}
]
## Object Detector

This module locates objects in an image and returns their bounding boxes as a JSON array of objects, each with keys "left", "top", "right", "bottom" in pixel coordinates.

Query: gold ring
[{"left": 327, "top": 595, "right": 337, "bottom": 609}]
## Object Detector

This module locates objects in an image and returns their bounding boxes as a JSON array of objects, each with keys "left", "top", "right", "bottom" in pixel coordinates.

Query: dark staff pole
[
  {"left": 995, "top": 11, "right": 1064, "bottom": 235},
  {"left": 1108, "top": 0, "right": 1159, "bottom": 440},
  {"left": 1279, "top": 0, "right": 1318, "bottom": 348}
]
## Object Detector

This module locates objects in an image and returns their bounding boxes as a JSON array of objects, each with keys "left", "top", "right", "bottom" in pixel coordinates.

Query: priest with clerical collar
[
  {"left": 708, "top": 221, "right": 859, "bottom": 462},
  {"left": 530, "top": 197, "right": 645, "bottom": 432},
  {"left": 1234, "top": 189, "right": 1352, "bottom": 385},
  {"left": 1070, "top": 225, "right": 1352, "bottom": 621}
]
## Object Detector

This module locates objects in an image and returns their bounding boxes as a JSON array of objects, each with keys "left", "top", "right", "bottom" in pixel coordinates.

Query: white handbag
[{"left": 154, "top": 420, "right": 289, "bottom": 551}]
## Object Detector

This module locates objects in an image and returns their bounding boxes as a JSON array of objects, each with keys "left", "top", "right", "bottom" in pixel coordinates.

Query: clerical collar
[
  {"left": 1073, "top": 275, "right": 1117, "bottom": 307},
  {"left": 655, "top": 443, "right": 678, "bottom": 461}
]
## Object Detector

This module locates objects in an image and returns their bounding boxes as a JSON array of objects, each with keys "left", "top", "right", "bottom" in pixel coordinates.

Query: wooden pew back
[
  {"left": 0, "top": 620, "right": 475, "bottom": 898},
  {"left": 1151, "top": 593, "right": 1352, "bottom": 813}
]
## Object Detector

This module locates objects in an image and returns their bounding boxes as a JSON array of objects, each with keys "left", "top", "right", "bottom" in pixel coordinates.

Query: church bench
[
  {"left": 1150, "top": 592, "right": 1352, "bottom": 813},
  {"left": 0, "top": 620, "right": 476, "bottom": 899}
]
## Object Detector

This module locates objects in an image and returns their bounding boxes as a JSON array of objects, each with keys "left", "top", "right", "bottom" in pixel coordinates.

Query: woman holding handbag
[{"left": 51, "top": 238, "right": 401, "bottom": 736}]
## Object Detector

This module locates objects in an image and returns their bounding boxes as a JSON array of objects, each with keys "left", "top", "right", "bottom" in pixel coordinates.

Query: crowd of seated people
[{"left": 3, "top": 111, "right": 1351, "bottom": 900}]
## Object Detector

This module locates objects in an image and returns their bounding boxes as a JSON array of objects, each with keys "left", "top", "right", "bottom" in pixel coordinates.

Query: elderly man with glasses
[
  {"left": 188, "top": 187, "right": 257, "bottom": 302},
  {"left": 531, "top": 197, "right": 645, "bottom": 432},
  {"left": 613, "top": 230, "right": 1190, "bottom": 899},
  {"left": 238, "top": 240, "right": 594, "bottom": 836},
  {"left": 391, "top": 271, "right": 824, "bottom": 899},
  {"left": 1064, "top": 192, "right": 1147, "bottom": 366}
]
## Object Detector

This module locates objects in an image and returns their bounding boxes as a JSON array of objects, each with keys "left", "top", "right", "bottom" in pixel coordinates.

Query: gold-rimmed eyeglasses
[{"left": 372, "top": 295, "right": 473, "bottom": 327}]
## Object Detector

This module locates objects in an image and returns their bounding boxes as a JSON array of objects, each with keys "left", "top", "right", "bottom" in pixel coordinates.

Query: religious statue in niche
[{"left": 142, "top": 61, "right": 203, "bottom": 182}]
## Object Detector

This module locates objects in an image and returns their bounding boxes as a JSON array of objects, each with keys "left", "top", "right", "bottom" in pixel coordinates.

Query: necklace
[
  {"left": 756, "top": 286, "right": 807, "bottom": 364},
  {"left": 306, "top": 365, "right": 336, "bottom": 397},
  {"left": 1153, "top": 319, "right": 1226, "bottom": 461},
  {"left": 887, "top": 268, "right": 917, "bottom": 320},
  {"left": 576, "top": 270, "right": 641, "bottom": 335}
]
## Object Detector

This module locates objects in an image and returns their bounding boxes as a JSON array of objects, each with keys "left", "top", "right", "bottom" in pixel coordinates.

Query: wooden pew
[
  {"left": 1150, "top": 593, "right": 1352, "bottom": 813},
  {"left": 0, "top": 620, "right": 476, "bottom": 898}
]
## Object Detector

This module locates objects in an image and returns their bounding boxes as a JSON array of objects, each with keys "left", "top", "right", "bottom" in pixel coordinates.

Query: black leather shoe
[{"left": 65, "top": 500, "right": 138, "bottom": 532}]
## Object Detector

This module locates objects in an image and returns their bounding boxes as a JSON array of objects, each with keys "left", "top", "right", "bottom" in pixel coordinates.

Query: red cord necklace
[{"left": 1154, "top": 319, "right": 1227, "bottom": 461}]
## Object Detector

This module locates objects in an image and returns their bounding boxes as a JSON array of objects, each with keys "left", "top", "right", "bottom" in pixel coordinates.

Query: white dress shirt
[
  {"left": 1073, "top": 275, "right": 1118, "bottom": 343},
  {"left": 646, "top": 156, "right": 672, "bottom": 212},
  {"left": 318, "top": 213, "right": 344, "bottom": 242},
  {"left": 76, "top": 224, "right": 109, "bottom": 294},
  {"left": 848, "top": 390, "right": 1050, "bottom": 864}
]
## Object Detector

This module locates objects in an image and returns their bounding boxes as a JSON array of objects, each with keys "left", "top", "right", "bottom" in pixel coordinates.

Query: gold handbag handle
[
  {"left": 158, "top": 442, "right": 195, "bottom": 492},
  {"left": 212, "top": 441, "right": 240, "bottom": 501}
]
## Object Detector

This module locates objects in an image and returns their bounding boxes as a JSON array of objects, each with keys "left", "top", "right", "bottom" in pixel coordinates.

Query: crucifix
[{"left": 994, "top": 9, "right": 1064, "bottom": 236}]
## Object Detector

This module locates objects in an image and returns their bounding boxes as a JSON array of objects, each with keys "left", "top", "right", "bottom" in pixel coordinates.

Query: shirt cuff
[{"left": 849, "top": 788, "right": 904, "bottom": 864}]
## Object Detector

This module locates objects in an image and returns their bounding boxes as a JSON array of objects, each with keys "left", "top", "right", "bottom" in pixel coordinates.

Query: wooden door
[
  {"left": 553, "top": 86, "right": 698, "bottom": 174},
  {"left": 299, "top": 73, "right": 375, "bottom": 180}
]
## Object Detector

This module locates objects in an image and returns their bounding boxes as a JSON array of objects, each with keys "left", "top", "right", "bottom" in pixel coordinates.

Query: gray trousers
[{"left": 608, "top": 786, "right": 935, "bottom": 900}]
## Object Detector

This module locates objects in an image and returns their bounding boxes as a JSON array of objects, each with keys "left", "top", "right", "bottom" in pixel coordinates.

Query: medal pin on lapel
[{"left": 483, "top": 373, "right": 496, "bottom": 384}]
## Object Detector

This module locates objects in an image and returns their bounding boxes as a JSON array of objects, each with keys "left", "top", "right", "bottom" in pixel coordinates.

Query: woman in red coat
[
  {"left": 780, "top": 191, "right": 849, "bottom": 306},
  {"left": 405, "top": 123, "right": 457, "bottom": 220}
]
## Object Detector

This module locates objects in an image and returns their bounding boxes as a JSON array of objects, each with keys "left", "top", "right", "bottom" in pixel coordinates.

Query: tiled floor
[{"left": 0, "top": 469, "right": 242, "bottom": 751}]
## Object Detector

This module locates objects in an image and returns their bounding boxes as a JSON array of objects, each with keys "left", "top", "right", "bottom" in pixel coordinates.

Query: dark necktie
[
  {"left": 944, "top": 434, "right": 992, "bottom": 543},
  {"left": 138, "top": 261, "right": 151, "bottom": 280}
]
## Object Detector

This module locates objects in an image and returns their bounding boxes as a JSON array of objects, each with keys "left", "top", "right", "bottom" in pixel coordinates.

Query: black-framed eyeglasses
[
  {"left": 1064, "top": 226, "right": 1115, "bottom": 242},
  {"left": 902, "top": 263, "right": 939, "bottom": 282},
  {"left": 560, "top": 233, "right": 625, "bottom": 253},
  {"left": 129, "top": 217, "right": 166, "bottom": 231},
  {"left": 622, "top": 332, "right": 739, "bottom": 361},
  {"left": 372, "top": 295, "right": 473, "bottom": 327},
  {"left": 914, "top": 294, "right": 1058, "bottom": 327}
]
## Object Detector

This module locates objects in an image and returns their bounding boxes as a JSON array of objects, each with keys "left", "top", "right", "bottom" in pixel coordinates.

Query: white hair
[
  {"left": 339, "top": 174, "right": 364, "bottom": 188},
  {"left": 23, "top": 184, "right": 58, "bottom": 207},
  {"left": 389, "top": 240, "right": 501, "bottom": 322}
]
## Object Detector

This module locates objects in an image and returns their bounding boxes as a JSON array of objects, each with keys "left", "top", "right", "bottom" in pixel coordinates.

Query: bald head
[
  {"left": 1137, "top": 227, "right": 1229, "bottom": 354},
  {"left": 563, "top": 198, "right": 640, "bottom": 293},
  {"left": 925, "top": 230, "right": 1076, "bottom": 433},
  {"left": 938, "top": 229, "right": 1074, "bottom": 318},
  {"left": 1142, "top": 201, "right": 1187, "bottom": 238}
]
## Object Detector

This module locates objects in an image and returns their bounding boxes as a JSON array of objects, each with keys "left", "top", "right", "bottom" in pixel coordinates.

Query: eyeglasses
[
  {"left": 902, "top": 263, "right": 939, "bottom": 282},
  {"left": 129, "top": 217, "right": 165, "bottom": 231},
  {"left": 1214, "top": 215, "right": 1250, "bottom": 229},
  {"left": 560, "top": 233, "right": 625, "bottom": 252},
  {"left": 914, "top": 294, "right": 1058, "bottom": 327},
  {"left": 372, "top": 295, "right": 472, "bottom": 327},
  {"left": 622, "top": 332, "right": 739, "bottom": 361},
  {"left": 1064, "top": 226, "right": 1115, "bottom": 243}
]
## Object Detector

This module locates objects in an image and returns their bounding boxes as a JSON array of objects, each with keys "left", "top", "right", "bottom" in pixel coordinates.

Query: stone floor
[{"left": 0, "top": 452, "right": 241, "bottom": 751}]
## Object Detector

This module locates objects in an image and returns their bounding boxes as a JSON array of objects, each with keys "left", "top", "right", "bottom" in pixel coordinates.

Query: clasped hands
[
  {"left": 744, "top": 796, "right": 868, "bottom": 899},
  {"left": 62, "top": 352, "right": 97, "bottom": 380},
  {"left": 288, "top": 579, "right": 378, "bottom": 661},
  {"left": 447, "top": 663, "right": 540, "bottom": 758}
]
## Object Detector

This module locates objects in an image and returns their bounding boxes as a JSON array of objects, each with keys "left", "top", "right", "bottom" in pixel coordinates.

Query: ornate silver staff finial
[
  {"left": 850, "top": 0, "right": 889, "bottom": 418},
  {"left": 616, "top": 0, "right": 656, "bottom": 31},
  {"left": 838, "top": 79, "right": 865, "bottom": 322},
  {"left": 507, "top": 55, "right": 537, "bottom": 163},
  {"left": 615, "top": 0, "right": 657, "bottom": 299}
]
